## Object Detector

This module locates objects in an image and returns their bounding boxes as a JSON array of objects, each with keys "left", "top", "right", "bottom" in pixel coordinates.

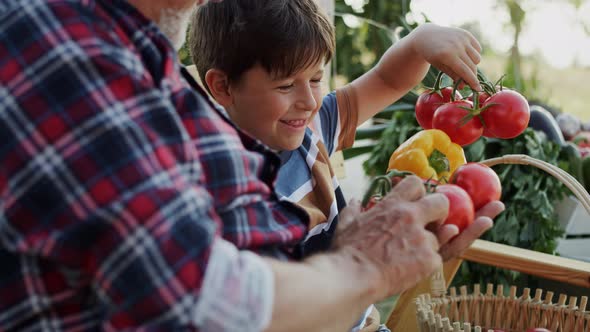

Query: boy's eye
[
  {"left": 276, "top": 78, "right": 322, "bottom": 91},
  {"left": 277, "top": 84, "right": 294, "bottom": 91}
]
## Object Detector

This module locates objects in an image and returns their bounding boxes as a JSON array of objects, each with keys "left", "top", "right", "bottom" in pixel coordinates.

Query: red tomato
[
  {"left": 526, "top": 328, "right": 551, "bottom": 332},
  {"left": 450, "top": 163, "right": 502, "bottom": 210},
  {"left": 435, "top": 184, "right": 475, "bottom": 232},
  {"left": 481, "top": 89, "right": 530, "bottom": 139},
  {"left": 415, "top": 87, "right": 462, "bottom": 129},
  {"left": 432, "top": 100, "right": 483, "bottom": 146}
]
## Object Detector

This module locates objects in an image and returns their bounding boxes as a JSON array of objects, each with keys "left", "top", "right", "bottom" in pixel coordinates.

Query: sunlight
[{"left": 411, "top": 0, "right": 590, "bottom": 69}]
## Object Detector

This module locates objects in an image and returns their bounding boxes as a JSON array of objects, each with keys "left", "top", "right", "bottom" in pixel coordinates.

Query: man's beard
[{"left": 157, "top": 7, "right": 194, "bottom": 50}]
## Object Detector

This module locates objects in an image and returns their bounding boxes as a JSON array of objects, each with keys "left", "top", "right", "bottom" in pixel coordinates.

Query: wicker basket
[{"left": 415, "top": 154, "right": 590, "bottom": 332}]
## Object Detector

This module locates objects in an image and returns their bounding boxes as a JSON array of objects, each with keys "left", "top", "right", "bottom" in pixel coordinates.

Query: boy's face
[{"left": 225, "top": 63, "right": 325, "bottom": 151}]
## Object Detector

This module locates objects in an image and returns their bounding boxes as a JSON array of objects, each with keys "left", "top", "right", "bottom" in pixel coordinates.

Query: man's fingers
[
  {"left": 439, "top": 216, "right": 493, "bottom": 261},
  {"left": 476, "top": 200, "right": 505, "bottom": 219},
  {"left": 435, "top": 224, "right": 460, "bottom": 247},
  {"left": 423, "top": 228, "right": 442, "bottom": 252},
  {"left": 410, "top": 192, "right": 449, "bottom": 227},
  {"left": 382, "top": 175, "right": 426, "bottom": 202}
]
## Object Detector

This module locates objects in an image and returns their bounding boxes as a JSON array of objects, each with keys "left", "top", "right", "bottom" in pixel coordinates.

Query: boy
[{"left": 189, "top": 1, "right": 482, "bottom": 330}]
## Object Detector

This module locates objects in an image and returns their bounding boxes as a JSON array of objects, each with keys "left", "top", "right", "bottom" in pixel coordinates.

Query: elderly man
[{"left": 0, "top": 1, "right": 503, "bottom": 331}]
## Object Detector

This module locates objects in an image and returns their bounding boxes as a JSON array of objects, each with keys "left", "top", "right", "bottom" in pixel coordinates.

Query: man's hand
[
  {"left": 332, "top": 176, "right": 449, "bottom": 299},
  {"left": 410, "top": 23, "right": 483, "bottom": 92}
]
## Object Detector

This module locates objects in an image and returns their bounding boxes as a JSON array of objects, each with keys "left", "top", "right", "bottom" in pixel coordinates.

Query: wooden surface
[{"left": 463, "top": 239, "right": 590, "bottom": 288}]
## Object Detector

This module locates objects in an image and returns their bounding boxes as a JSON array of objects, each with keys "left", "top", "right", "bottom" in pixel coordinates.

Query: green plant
[{"left": 333, "top": 0, "right": 414, "bottom": 84}]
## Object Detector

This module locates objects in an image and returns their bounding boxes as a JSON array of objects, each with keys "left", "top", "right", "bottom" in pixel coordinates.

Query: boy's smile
[
  {"left": 279, "top": 118, "right": 308, "bottom": 129},
  {"left": 222, "top": 63, "right": 325, "bottom": 151}
]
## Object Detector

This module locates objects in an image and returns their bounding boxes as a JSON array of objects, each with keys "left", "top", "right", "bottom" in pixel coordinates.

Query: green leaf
[{"left": 464, "top": 137, "right": 487, "bottom": 162}]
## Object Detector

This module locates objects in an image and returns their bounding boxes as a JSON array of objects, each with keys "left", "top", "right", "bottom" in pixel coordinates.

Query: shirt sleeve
[
  {"left": 335, "top": 84, "right": 360, "bottom": 152},
  {"left": 0, "top": 3, "right": 273, "bottom": 331},
  {"left": 313, "top": 87, "right": 359, "bottom": 155}
]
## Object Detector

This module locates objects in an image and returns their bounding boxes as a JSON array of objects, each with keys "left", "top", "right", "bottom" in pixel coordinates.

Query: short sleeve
[{"left": 313, "top": 87, "right": 359, "bottom": 155}]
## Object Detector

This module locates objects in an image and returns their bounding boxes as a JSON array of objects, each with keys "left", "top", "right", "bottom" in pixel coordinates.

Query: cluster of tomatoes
[
  {"left": 362, "top": 73, "right": 535, "bottom": 233},
  {"left": 415, "top": 73, "right": 531, "bottom": 146}
]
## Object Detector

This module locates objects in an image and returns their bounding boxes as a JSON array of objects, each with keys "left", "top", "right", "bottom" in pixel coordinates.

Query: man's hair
[{"left": 189, "top": 0, "right": 335, "bottom": 91}]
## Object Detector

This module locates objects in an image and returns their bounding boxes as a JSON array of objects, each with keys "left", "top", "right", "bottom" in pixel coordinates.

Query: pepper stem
[{"left": 428, "top": 149, "right": 450, "bottom": 175}]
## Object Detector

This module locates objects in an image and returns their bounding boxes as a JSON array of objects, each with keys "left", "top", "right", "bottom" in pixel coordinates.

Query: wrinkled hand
[
  {"left": 332, "top": 176, "right": 448, "bottom": 298},
  {"left": 437, "top": 200, "right": 505, "bottom": 261},
  {"left": 411, "top": 23, "right": 482, "bottom": 91}
]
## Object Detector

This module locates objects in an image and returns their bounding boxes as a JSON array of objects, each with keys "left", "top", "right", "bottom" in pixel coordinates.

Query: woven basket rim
[{"left": 416, "top": 283, "right": 589, "bottom": 332}]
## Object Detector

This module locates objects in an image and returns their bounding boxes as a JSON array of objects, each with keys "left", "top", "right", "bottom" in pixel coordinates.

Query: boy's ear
[{"left": 205, "top": 69, "right": 233, "bottom": 107}]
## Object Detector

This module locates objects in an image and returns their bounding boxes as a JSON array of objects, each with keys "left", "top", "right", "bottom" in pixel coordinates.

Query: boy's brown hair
[{"left": 189, "top": 0, "right": 335, "bottom": 91}]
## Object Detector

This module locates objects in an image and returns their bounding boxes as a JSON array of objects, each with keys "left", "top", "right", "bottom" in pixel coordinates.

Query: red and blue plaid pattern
[{"left": 0, "top": 0, "right": 308, "bottom": 330}]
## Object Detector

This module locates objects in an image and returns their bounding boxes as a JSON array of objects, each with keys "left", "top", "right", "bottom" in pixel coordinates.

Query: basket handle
[
  {"left": 479, "top": 154, "right": 590, "bottom": 215},
  {"left": 430, "top": 154, "right": 590, "bottom": 298}
]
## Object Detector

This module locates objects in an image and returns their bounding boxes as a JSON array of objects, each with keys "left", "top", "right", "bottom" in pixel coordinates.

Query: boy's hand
[
  {"left": 411, "top": 23, "right": 483, "bottom": 92},
  {"left": 333, "top": 176, "right": 449, "bottom": 298}
]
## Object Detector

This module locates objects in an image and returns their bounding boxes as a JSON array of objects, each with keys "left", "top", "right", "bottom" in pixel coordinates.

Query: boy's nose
[{"left": 296, "top": 85, "right": 318, "bottom": 111}]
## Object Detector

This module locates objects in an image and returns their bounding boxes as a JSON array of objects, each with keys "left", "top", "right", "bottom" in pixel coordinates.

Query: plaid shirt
[{"left": 0, "top": 0, "right": 308, "bottom": 331}]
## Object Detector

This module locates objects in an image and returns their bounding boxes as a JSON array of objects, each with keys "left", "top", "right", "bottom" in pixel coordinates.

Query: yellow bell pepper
[{"left": 387, "top": 129, "right": 466, "bottom": 181}]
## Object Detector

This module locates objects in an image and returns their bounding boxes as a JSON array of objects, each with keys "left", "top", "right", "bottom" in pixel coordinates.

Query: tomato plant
[
  {"left": 481, "top": 89, "right": 530, "bottom": 139},
  {"left": 450, "top": 162, "right": 502, "bottom": 210},
  {"left": 435, "top": 184, "right": 475, "bottom": 232},
  {"left": 415, "top": 87, "right": 461, "bottom": 129},
  {"left": 432, "top": 100, "right": 483, "bottom": 146}
]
